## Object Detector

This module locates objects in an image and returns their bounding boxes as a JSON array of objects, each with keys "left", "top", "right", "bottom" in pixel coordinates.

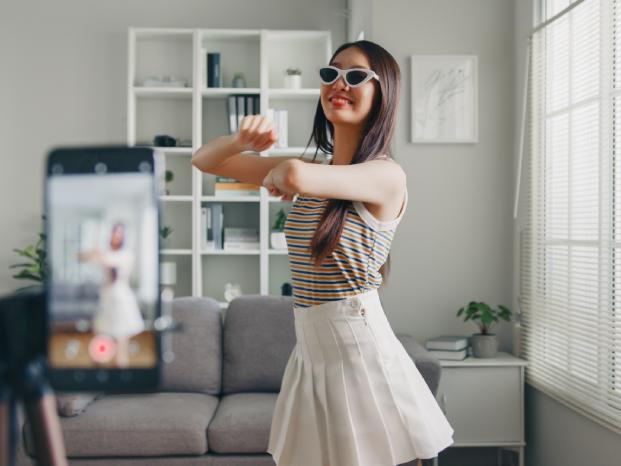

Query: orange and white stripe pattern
[{"left": 284, "top": 187, "right": 408, "bottom": 307}]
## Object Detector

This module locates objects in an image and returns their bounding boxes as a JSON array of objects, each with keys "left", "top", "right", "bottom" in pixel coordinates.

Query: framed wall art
[{"left": 410, "top": 55, "right": 478, "bottom": 143}]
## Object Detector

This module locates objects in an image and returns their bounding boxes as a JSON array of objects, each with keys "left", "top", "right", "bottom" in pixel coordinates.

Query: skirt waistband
[{"left": 293, "top": 288, "right": 381, "bottom": 321}]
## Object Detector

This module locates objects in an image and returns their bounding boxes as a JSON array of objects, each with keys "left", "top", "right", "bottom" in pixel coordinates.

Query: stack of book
[
  {"left": 214, "top": 176, "right": 260, "bottom": 197},
  {"left": 201, "top": 204, "right": 223, "bottom": 251},
  {"left": 266, "top": 108, "right": 288, "bottom": 148},
  {"left": 227, "top": 95, "right": 261, "bottom": 134},
  {"left": 424, "top": 335, "right": 469, "bottom": 361},
  {"left": 223, "top": 227, "right": 259, "bottom": 250}
]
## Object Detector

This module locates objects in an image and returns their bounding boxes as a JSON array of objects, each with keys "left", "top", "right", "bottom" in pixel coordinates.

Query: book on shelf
[
  {"left": 425, "top": 335, "right": 469, "bottom": 351},
  {"left": 223, "top": 242, "right": 260, "bottom": 251},
  {"left": 266, "top": 108, "right": 288, "bottom": 148},
  {"left": 201, "top": 203, "right": 223, "bottom": 250},
  {"left": 207, "top": 52, "right": 221, "bottom": 87},
  {"left": 224, "top": 227, "right": 259, "bottom": 250},
  {"left": 427, "top": 348, "right": 468, "bottom": 361},
  {"left": 227, "top": 95, "right": 261, "bottom": 134},
  {"left": 214, "top": 175, "right": 260, "bottom": 197},
  {"left": 201, "top": 207, "right": 215, "bottom": 251}
]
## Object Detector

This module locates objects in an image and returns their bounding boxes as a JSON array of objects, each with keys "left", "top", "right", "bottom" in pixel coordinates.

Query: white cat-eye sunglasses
[{"left": 317, "top": 65, "right": 380, "bottom": 88}]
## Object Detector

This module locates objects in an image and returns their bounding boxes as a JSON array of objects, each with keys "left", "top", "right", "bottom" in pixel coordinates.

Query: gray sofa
[{"left": 16, "top": 294, "right": 442, "bottom": 466}]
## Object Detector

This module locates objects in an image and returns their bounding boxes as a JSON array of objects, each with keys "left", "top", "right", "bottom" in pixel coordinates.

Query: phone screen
[{"left": 45, "top": 148, "right": 160, "bottom": 385}]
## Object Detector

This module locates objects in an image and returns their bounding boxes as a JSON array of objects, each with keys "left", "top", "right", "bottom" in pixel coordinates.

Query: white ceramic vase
[
  {"left": 270, "top": 231, "right": 287, "bottom": 249},
  {"left": 284, "top": 74, "right": 302, "bottom": 89},
  {"left": 160, "top": 262, "right": 177, "bottom": 286}
]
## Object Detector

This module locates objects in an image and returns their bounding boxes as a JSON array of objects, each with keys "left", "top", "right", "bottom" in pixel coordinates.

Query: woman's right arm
[
  {"left": 190, "top": 133, "right": 246, "bottom": 173},
  {"left": 191, "top": 115, "right": 302, "bottom": 187}
]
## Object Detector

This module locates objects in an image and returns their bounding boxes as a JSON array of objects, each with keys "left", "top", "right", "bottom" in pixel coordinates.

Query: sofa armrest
[{"left": 395, "top": 333, "right": 442, "bottom": 396}]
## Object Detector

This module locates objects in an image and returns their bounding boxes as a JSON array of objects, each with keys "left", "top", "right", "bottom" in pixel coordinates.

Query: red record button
[{"left": 89, "top": 335, "right": 117, "bottom": 363}]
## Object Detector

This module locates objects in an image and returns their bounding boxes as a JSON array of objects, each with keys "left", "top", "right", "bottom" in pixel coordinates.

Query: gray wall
[
  {"left": 367, "top": 0, "right": 516, "bottom": 353},
  {"left": 0, "top": 0, "right": 346, "bottom": 294},
  {"left": 513, "top": 2, "right": 621, "bottom": 466}
]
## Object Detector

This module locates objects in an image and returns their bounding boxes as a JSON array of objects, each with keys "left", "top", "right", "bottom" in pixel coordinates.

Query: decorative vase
[
  {"left": 224, "top": 282, "right": 242, "bottom": 302},
  {"left": 232, "top": 74, "right": 246, "bottom": 88},
  {"left": 284, "top": 74, "right": 302, "bottom": 89},
  {"left": 470, "top": 333, "right": 499, "bottom": 358},
  {"left": 270, "top": 231, "right": 287, "bottom": 249},
  {"left": 160, "top": 262, "right": 177, "bottom": 286}
]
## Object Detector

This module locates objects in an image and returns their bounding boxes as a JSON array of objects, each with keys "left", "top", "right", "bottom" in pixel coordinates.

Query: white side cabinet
[{"left": 435, "top": 352, "right": 528, "bottom": 466}]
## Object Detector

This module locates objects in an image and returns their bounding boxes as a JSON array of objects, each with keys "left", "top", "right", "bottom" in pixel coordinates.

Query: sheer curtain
[{"left": 520, "top": 0, "right": 621, "bottom": 433}]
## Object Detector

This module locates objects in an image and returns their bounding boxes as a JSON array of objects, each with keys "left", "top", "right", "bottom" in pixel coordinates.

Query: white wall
[
  {"left": 513, "top": 2, "right": 621, "bottom": 466},
  {"left": 0, "top": 0, "right": 346, "bottom": 294}
]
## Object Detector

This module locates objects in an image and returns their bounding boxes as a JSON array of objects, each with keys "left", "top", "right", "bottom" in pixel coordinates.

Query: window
[{"left": 521, "top": 0, "right": 621, "bottom": 433}]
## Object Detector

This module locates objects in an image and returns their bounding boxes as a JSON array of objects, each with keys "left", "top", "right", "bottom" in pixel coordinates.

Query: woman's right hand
[{"left": 235, "top": 115, "right": 278, "bottom": 153}]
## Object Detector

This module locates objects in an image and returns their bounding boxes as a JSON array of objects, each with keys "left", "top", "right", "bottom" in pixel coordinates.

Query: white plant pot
[
  {"left": 160, "top": 261, "right": 177, "bottom": 286},
  {"left": 270, "top": 231, "right": 287, "bottom": 249},
  {"left": 284, "top": 74, "right": 302, "bottom": 89}
]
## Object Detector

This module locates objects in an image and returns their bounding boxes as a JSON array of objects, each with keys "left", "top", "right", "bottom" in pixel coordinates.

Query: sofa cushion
[
  {"left": 160, "top": 296, "right": 222, "bottom": 395},
  {"left": 27, "top": 393, "right": 218, "bottom": 457},
  {"left": 221, "top": 294, "right": 296, "bottom": 394},
  {"left": 207, "top": 392, "right": 278, "bottom": 453},
  {"left": 56, "top": 392, "right": 102, "bottom": 417}
]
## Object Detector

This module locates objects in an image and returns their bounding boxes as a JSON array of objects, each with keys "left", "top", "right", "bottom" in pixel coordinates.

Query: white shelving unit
[{"left": 127, "top": 27, "right": 332, "bottom": 308}]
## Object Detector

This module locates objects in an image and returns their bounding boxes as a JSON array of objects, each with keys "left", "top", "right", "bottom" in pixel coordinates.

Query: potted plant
[
  {"left": 456, "top": 301, "right": 512, "bottom": 358},
  {"left": 9, "top": 217, "right": 47, "bottom": 293},
  {"left": 284, "top": 67, "right": 302, "bottom": 89},
  {"left": 165, "top": 170, "right": 174, "bottom": 195},
  {"left": 270, "top": 208, "right": 287, "bottom": 249},
  {"left": 159, "top": 225, "right": 174, "bottom": 248}
]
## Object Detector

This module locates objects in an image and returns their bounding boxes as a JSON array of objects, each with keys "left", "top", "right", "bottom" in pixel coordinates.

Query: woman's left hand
[{"left": 262, "top": 160, "right": 298, "bottom": 201}]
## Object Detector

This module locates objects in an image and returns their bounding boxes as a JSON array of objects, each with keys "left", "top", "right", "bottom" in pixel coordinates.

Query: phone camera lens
[{"left": 95, "top": 162, "right": 107, "bottom": 174}]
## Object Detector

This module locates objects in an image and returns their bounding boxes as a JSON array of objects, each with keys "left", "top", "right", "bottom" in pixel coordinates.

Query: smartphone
[{"left": 44, "top": 146, "right": 162, "bottom": 391}]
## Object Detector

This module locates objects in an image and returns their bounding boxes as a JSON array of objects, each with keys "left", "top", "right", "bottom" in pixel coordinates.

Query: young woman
[
  {"left": 192, "top": 40, "right": 454, "bottom": 466},
  {"left": 79, "top": 222, "right": 144, "bottom": 367}
]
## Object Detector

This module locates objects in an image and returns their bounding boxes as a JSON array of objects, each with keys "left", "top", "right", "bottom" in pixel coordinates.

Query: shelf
[
  {"left": 160, "top": 249, "right": 192, "bottom": 255},
  {"left": 133, "top": 86, "right": 193, "bottom": 98},
  {"left": 129, "top": 27, "right": 331, "bottom": 297},
  {"left": 150, "top": 147, "right": 193, "bottom": 155},
  {"left": 202, "top": 87, "right": 260, "bottom": 97},
  {"left": 202, "top": 249, "right": 261, "bottom": 255},
  {"left": 201, "top": 195, "right": 260, "bottom": 202},
  {"left": 268, "top": 88, "right": 320, "bottom": 99},
  {"left": 160, "top": 195, "right": 192, "bottom": 202}
]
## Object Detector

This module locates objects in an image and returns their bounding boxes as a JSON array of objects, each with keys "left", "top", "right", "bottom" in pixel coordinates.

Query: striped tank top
[{"left": 284, "top": 180, "right": 408, "bottom": 308}]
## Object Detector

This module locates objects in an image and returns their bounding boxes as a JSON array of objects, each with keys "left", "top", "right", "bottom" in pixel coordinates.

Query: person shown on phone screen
[{"left": 79, "top": 221, "right": 145, "bottom": 367}]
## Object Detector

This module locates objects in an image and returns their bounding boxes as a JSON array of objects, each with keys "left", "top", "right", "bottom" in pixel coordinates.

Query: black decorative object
[
  {"left": 281, "top": 282, "right": 292, "bottom": 296},
  {"left": 207, "top": 53, "right": 221, "bottom": 88},
  {"left": 153, "top": 135, "right": 176, "bottom": 147}
]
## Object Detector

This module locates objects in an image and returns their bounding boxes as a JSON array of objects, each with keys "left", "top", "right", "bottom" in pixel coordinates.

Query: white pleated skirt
[{"left": 267, "top": 288, "right": 454, "bottom": 466}]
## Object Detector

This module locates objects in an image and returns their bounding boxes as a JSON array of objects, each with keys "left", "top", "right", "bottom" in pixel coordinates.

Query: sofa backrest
[
  {"left": 159, "top": 296, "right": 222, "bottom": 395},
  {"left": 221, "top": 294, "right": 296, "bottom": 394}
]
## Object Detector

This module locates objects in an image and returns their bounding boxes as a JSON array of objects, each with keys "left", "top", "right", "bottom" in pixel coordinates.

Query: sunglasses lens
[
  {"left": 319, "top": 67, "right": 338, "bottom": 83},
  {"left": 346, "top": 70, "right": 369, "bottom": 86}
]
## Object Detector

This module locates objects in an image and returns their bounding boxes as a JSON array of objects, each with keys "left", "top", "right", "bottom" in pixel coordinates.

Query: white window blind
[{"left": 521, "top": 0, "right": 621, "bottom": 434}]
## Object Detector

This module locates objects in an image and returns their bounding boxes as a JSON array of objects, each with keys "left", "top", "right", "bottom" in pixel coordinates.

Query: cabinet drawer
[{"left": 436, "top": 366, "right": 521, "bottom": 444}]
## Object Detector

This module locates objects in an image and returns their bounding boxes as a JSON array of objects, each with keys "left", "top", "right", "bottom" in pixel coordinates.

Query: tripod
[{"left": 0, "top": 290, "right": 68, "bottom": 466}]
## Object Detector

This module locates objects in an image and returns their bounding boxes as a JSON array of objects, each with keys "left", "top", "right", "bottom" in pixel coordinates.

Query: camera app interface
[{"left": 48, "top": 172, "right": 159, "bottom": 369}]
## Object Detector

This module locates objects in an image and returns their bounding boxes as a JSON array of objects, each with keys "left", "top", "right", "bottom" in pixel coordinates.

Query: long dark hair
[{"left": 297, "top": 40, "right": 401, "bottom": 285}]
